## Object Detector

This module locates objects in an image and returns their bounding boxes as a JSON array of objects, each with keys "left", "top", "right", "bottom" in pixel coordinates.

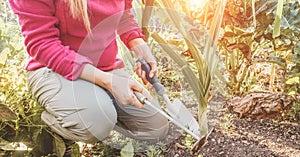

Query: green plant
[
  {"left": 289, "top": 100, "right": 300, "bottom": 120},
  {"left": 220, "top": 113, "right": 235, "bottom": 130},
  {"left": 264, "top": 1, "right": 300, "bottom": 118},
  {"left": 145, "top": 144, "right": 166, "bottom": 157},
  {"left": 182, "top": 134, "right": 194, "bottom": 149},
  {"left": 215, "top": 0, "right": 300, "bottom": 97},
  {"left": 133, "top": 0, "right": 227, "bottom": 136},
  {"left": 120, "top": 141, "right": 134, "bottom": 157}
]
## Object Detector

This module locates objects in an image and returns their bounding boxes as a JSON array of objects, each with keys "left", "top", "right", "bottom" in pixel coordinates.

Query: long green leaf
[
  {"left": 252, "top": 0, "right": 257, "bottom": 28},
  {"left": 213, "top": 70, "right": 228, "bottom": 96},
  {"left": 273, "top": 0, "right": 284, "bottom": 38},
  {"left": 141, "top": 0, "right": 155, "bottom": 39},
  {"left": 151, "top": 32, "right": 202, "bottom": 99},
  {"left": 157, "top": 0, "right": 203, "bottom": 70}
]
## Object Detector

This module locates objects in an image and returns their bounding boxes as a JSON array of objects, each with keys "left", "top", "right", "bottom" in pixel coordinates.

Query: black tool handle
[{"left": 137, "top": 58, "right": 165, "bottom": 96}]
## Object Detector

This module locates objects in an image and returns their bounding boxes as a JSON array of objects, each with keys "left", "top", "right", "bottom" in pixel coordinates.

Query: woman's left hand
[{"left": 129, "top": 39, "right": 158, "bottom": 85}]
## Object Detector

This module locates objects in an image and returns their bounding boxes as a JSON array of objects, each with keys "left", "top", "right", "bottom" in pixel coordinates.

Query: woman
[{"left": 9, "top": 0, "right": 169, "bottom": 152}]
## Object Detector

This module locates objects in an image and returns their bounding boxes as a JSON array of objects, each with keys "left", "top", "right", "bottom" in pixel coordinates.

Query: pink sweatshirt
[{"left": 9, "top": 0, "right": 145, "bottom": 80}]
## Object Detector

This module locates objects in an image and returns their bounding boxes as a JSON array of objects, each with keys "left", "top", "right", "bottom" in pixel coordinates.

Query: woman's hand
[
  {"left": 80, "top": 64, "right": 144, "bottom": 108},
  {"left": 108, "top": 72, "right": 145, "bottom": 108},
  {"left": 129, "top": 38, "right": 158, "bottom": 85}
]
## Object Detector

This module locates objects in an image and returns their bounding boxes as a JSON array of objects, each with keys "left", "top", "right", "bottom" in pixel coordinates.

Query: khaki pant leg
[
  {"left": 27, "top": 67, "right": 118, "bottom": 143},
  {"left": 27, "top": 67, "right": 169, "bottom": 142}
]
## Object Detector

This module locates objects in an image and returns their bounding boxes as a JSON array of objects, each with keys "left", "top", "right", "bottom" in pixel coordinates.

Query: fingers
[
  {"left": 130, "top": 79, "right": 143, "bottom": 93},
  {"left": 135, "top": 62, "right": 148, "bottom": 85},
  {"left": 118, "top": 91, "right": 144, "bottom": 108},
  {"left": 131, "top": 93, "right": 144, "bottom": 108},
  {"left": 129, "top": 80, "right": 145, "bottom": 108},
  {"left": 135, "top": 60, "right": 157, "bottom": 85},
  {"left": 135, "top": 62, "right": 142, "bottom": 78},
  {"left": 148, "top": 61, "right": 158, "bottom": 78}
]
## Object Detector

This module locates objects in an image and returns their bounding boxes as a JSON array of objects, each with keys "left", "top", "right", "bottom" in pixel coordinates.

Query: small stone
[{"left": 291, "top": 135, "right": 296, "bottom": 140}]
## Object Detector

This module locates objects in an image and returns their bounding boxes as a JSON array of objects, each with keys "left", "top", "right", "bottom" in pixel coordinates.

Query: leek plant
[{"left": 129, "top": 0, "right": 227, "bottom": 136}]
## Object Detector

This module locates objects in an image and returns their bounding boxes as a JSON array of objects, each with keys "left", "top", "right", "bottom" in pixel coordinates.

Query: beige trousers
[{"left": 27, "top": 67, "right": 169, "bottom": 143}]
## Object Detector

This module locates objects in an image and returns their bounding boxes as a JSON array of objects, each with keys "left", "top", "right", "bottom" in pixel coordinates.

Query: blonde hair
[{"left": 64, "top": 0, "right": 91, "bottom": 33}]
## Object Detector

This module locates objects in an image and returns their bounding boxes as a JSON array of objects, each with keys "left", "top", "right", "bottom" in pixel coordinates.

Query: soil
[
  {"left": 87, "top": 92, "right": 300, "bottom": 157},
  {"left": 163, "top": 117, "right": 300, "bottom": 157},
  {"left": 160, "top": 93, "right": 300, "bottom": 157}
]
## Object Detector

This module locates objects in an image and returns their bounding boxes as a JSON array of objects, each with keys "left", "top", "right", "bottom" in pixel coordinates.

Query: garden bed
[
  {"left": 80, "top": 93, "right": 300, "bottom": 157},
  {"left": 163, "top": 93, "right": 300, "bottom": 157}
]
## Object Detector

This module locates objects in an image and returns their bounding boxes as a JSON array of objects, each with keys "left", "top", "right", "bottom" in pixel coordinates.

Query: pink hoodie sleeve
[
  {"left": 9, "top": 0, "right": 93, "bottom": 80},
  {"left": 117, "top": 0, "right": 146, "bottom": 48}
]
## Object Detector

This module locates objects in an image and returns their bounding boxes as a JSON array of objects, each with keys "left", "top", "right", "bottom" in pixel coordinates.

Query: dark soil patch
[
  {"left": 197, "top": 118, "right": 300, "bottom": 157},
  {"left": 82, "top": 93, "right": 300, "bottom": 157},
  {"left": 159, "top": 93, "right": 300, "bottom": 157}
]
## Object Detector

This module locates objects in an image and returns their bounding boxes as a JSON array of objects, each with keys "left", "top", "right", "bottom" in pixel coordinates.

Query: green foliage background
[{"left": 218, "top": 0, "right": 300, "bottom": 96}]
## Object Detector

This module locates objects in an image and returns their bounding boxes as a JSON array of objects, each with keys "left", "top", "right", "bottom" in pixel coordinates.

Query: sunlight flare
[{"left": 187, "top": 0, "right": 207, "bottom": 10}]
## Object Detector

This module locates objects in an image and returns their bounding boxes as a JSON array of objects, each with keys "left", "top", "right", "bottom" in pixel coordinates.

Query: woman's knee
[
  {"left": 76, "top": 130, "right": 98, "bottom": 144},
  {"left": 152, "top": 124, "right": 169, "bottom": 140},
  {"left": 42, "top": 109, "right": 116, "bottom": 144},
  {"left": 66, "top": 104, "right": 117, "bottom": 142},
  {"left": 147, "top": 113, "right": 170, "bottom": 139}
]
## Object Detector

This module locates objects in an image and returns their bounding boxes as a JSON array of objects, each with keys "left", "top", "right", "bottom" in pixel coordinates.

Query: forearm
[{"left": 79, "top": 64, "right": 112, "bottom": 90}]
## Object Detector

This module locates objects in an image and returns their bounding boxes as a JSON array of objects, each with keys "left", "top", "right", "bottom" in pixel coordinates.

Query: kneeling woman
[{"left": 9, "top": 0, "right": 169, "bottom": 153}]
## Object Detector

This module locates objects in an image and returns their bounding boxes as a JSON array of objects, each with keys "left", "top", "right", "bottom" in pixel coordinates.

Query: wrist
[
  {"left": 95, "top": 70, "right": 112, "bottom": 90},
  {"left": 80, "top": 64, "right": 112, "bottom": 90},
  {"left": 128, "top": 38, "right": 146, "bottom": 49}
]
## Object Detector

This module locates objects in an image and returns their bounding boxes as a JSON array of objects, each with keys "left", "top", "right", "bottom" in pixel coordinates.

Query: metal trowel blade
[{"left": 166, "top": 99, "right": 200, "bottom": 136}]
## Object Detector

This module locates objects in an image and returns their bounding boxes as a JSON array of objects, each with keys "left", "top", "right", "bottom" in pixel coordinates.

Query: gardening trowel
[
  {"left": 136, "top": 58, "right": 200, "bottom": 138},
  {"left": 134, "top": 91, "right": 213, "bottom": 153}
]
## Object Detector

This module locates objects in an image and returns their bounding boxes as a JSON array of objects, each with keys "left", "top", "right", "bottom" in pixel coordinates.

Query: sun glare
[{"left": 188, "top": 0, "right": 207, "bottom": 10}]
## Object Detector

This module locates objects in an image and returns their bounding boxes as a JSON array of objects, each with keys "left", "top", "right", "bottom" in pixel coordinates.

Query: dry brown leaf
[
  {"left": 0, "top": 103, "right": 17, "bottom": 121},
  {"left": 227, "top": 43, "right": 251, "bottom": 62},
  {"left": 225, "top": 93, "right": 295, "bottom": 119}
]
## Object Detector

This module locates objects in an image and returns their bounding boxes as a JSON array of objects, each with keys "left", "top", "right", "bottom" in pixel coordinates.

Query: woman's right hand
[
  {"left": 80, "top": 64, "right": 144, "bottom": 108},
  {"left": 107, "top": 73, "right": 144, "bottom": 108}
]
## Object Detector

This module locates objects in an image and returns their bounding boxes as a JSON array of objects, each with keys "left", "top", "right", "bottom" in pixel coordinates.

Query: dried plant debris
[
  {"left": 0, "top": 103, "right": 17, "bottom": 121},
  {"left": 225, "top": 93, "right": 297, "bottom": 119}
]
